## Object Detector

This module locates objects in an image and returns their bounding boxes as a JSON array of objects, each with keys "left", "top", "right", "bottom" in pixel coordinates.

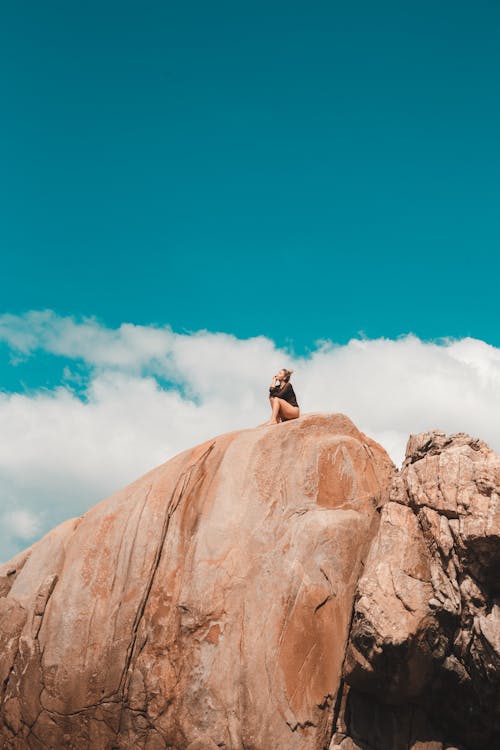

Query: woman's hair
[{"left": 281, "top": 368, "right": 294, "bottom": 382}]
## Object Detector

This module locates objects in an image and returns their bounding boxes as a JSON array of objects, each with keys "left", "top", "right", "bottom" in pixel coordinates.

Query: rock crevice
[
  {"left": 0, "top": 414, "right": 498, "bottom": 750},
  {"left": 339, "top": 429, "right": 500, "bottom": 750}
]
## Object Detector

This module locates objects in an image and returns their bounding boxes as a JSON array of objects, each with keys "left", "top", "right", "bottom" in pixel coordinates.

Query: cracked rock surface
[
  {"left": 336, "top": 430, "right": 500, "bottom": 750},
  {"left": 1, "top": 416, "right": 499, "bottom": 750},
  {"left": 0, "top": 414, "right": 393, "bottom": 750}
]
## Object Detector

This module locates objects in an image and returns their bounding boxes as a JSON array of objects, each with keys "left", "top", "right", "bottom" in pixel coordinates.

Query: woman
[{"left": 263, "top": 368, "right": 300, "bottom": 425}]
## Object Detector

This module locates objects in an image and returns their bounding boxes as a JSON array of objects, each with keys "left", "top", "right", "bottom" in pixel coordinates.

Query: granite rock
[
  {"left": 0, "top": 413, "right": 393, "bottom": 750},
  {"left": 340, "top": 431, "right": 500, "bottom": 750}
]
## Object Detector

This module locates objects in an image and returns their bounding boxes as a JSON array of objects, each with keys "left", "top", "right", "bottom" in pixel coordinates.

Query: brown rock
[
  {"left": 3, "top": 419, "right": 499, "bottom": 749},
  {"left": 0, "top": 413, "right": 393, "bottom": 750},
  {"left": 340, "top": 430, "right": 500, "bottom": 750}
]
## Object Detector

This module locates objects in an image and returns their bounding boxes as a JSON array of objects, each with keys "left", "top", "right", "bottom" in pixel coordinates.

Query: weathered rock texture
[
  {"left": 335, "top": 430, "right": 500, "bottom": 750},
  {"left": 0, "top": 414, "right": 393, "bottom": 750},
  {"left": 1, "top": 415, "right": 499, "bottom": 750}
]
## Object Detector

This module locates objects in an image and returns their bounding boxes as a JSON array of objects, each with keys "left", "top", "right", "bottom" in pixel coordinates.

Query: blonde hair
[{"left": 281, "top": 368, "right": 294, "bottom": 382}]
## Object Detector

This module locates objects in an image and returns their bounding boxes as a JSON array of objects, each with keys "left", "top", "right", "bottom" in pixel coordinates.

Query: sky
[{"left": 1, "top": 1, "right": 500, "bottom": 561}]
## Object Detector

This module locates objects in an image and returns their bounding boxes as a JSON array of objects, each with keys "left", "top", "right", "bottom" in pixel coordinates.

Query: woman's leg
[
  {"left": 269, "top": 396, "right": 282, "bottom": 422},
  {"left": 257, "top": 398, "right": 281, "bottom": 427},
  {"left": 260, "top": 397, "right": 281, "bottom": 425},
  {"left": 277, "top": 400, "right": 300, "bottom": 421},
  {"left": 270, "top": 396, "right": 281, "bottom": 423},
  {"left": 262, "top": 397, "right": 299, "bottom": 425}
]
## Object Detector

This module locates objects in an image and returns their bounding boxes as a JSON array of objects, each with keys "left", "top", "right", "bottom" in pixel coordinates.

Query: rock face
[
  {"left": 336, "top": 431, "right": 500, "bottom": 750},
  {"left": 0, "top": 415, "right": 499, "bottom": 750},
  {"left": 0, "top": 414, "right": 393, "bottom": 750}
]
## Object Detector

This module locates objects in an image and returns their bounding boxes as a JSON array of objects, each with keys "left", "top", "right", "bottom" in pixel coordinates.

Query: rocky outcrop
[
  {"left": 335, "top": 431, "right": 500, "bottom": 750},
  {"left": 0, "top": 414, "right": 394, "bottom": 750},
  {"left": 1, "top": 415, "right": 499, "bottom": 750}
]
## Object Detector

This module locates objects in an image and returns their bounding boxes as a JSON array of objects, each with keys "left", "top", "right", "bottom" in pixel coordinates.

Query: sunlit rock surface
[
  {"left": 0, "top": 414, "right": 393, "bottom": 750},
  {"left": 1, "top": 414, "right": 498, "bottom": 749}
]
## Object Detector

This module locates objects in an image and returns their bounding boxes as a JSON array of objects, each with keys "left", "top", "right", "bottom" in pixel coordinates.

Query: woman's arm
[
  {"left": 269, "top": 374, "right": 281, "bottom": 395},
  {"left": 270, "top": 381, "right": 291, "bottom": 398}
]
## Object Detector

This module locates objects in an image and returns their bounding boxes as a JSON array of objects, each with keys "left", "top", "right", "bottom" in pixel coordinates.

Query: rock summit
[{"left": 0, "top": 414, "right": 498, "bottom": 750}]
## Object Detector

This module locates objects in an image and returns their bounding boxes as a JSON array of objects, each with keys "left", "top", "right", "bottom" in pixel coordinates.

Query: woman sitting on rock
[{"left": 263, "top": 368, "right": 300, "bottom": 425}]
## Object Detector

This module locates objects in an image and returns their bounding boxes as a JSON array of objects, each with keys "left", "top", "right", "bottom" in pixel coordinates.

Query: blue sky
[
  {"left": 2, "top": 1, "right": 499, "bottom": 360},
  {"left": 1, "top": 2, "right": 500, "bottom": 559}
]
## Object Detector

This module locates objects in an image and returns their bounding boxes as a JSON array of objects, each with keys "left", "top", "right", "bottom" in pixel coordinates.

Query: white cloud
[
  {"left": 1, "top": 310, "right": 499, "bottom": 563},
  {"left": 2, "top": 508, "right": 42, "bottom": 540}
]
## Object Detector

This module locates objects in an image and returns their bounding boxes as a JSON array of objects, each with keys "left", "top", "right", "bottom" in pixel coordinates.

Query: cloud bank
[{"left": 1, "top": 309, "right": 500, "bottom": 563}]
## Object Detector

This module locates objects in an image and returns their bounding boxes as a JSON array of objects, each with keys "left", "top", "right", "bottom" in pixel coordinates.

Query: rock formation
[
  {"left": 335, "top": 430, "right": 500, "bottom": 750},
  {"left": 0, "top": 414, "right": 498, "bottom": 750}
]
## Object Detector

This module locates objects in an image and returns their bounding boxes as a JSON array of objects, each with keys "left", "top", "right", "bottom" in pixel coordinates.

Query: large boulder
[
  {"left": 336, "top": 431, "right": 500, "bottom": 750},
  {"left": 0, "top": 413, "right": 394, "bottom": 750}
]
